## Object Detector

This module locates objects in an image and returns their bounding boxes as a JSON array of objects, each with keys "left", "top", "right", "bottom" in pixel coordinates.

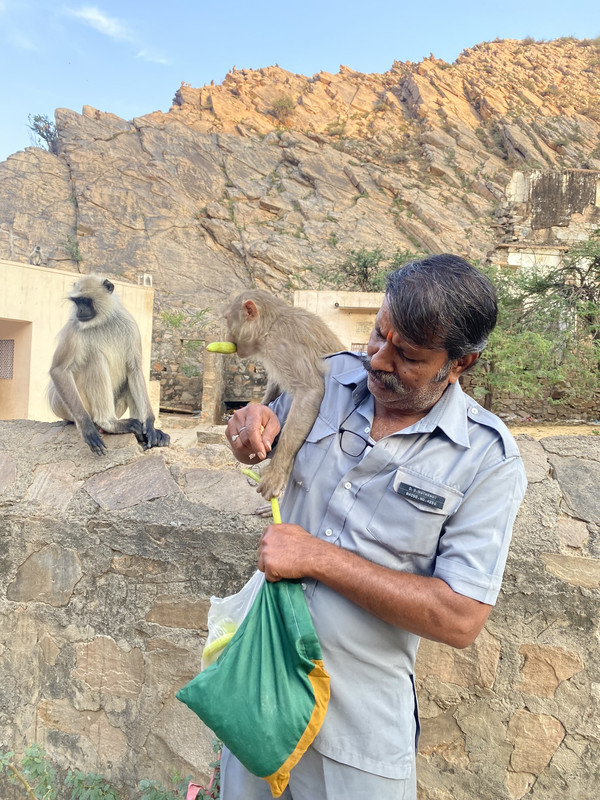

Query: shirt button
[
  {"left": 364, "top": 427, "right": 370, "bottom": 434},
  {"left": 344, "top": 481, "right": 352, "bottom": 490},
  {"left": 470, "top": 407, "right": 479, "bottom": 415},
  {"left": 301, "top": 583, "right": 307, "bottom": 590},
  {"left": 297, "top": 480, "right": 303, "bottom": 486},
  {"left": 325, "top": 529, "right": 333, "bottom": 536}
]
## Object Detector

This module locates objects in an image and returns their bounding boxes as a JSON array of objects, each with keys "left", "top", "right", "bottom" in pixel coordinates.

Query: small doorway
[{"left": 0, "top": 319, "right": 32, "bottom": 419}]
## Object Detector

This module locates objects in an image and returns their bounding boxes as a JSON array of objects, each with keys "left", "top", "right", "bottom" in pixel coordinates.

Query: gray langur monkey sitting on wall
[
  {"left": 224, "top": 289, "right": 344, "bottom": 500},
  {"left": 48, "top": 274, "right": 170, "bottom": 455},
  {"left": 29, "top": 245, "right": 43, "bottom": 266}
]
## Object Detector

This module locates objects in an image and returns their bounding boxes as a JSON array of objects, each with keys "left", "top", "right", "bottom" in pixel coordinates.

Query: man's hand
[
  {"left": 258, "top": 523, "right": 323, "bottom": 582},
  {"left": 226, "top": 404, "right": 281, "bottom": 464}
]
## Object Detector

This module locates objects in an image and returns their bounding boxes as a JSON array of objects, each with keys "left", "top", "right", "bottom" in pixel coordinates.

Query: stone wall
[
  {"left": 0, "top": 420, "right": 265, "bottom": 794},
  {"left": 415, "top": 434, "right": 600, "bottom": 799},
  {"left": 460, "top": 373, "right": 600, "bottom": 423},
  {"left": 1, "top": 420, "right": 599, "bottom": 799}
]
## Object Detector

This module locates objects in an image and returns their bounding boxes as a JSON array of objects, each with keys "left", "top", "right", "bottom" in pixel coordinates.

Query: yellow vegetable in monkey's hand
[{"left": 207, "top": 341, "right": 237, "bottom": 353}]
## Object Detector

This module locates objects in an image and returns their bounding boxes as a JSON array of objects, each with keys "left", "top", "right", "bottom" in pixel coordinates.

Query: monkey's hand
[
  {"left": 143, "top": 419, "right": 170, "bottom": 449},
  {"left": 81, "top": 419, "right": 108, "bottom": 456},
  {"left": 117, "top": 418, "right": 145, "bottom": 445}
]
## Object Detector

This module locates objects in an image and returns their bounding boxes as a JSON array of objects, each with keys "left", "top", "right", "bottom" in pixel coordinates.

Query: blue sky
[{"left": 0, "top": 0, "right": 599, "bottom": 162}]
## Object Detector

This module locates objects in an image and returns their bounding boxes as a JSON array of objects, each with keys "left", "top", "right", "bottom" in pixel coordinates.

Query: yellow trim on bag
[{"left": 263, "top": 659, "right": 331, "bottom": 798}]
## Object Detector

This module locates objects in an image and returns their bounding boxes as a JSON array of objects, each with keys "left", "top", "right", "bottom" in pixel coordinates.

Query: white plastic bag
[{"left": 201, "top": 569, "right": 265, "bottom": 668}]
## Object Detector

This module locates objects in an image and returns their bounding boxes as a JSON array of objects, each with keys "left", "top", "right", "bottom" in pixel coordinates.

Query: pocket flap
[{"left": 305, "top": 413, "right": 337, "bottom": 443}]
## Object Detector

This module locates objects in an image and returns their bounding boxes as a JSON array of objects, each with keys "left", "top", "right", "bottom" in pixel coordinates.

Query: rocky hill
[{"left": 1, "top": 37, "right": 599, "bottom": 408}]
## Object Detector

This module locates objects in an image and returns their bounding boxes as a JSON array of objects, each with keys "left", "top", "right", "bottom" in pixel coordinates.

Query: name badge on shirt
[{"left": 397, "top": 482, "right": 446, "bottom": 510}]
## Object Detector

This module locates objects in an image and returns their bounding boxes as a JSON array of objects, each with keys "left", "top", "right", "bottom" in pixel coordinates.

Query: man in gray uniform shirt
[{"left": 222, "top": 254, "right": 527, "bottom": 800}]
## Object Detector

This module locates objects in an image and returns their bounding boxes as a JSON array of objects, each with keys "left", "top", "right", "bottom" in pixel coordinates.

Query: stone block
[
  {"left": 73, "top": 636, "right": 145, "bottom": 699},
  {"left": 507, "top": 709, "right": 565, "bottom": 774},
  {"left": 146, "top": 596, "right": 210, "bottom": 632},
  {"left": 519, "top": 645, "right": 583, "bottom": 698},
  {"left": 7, "top": 543, "right": 81, "bottom": 606},
  {"left": 541, "top": 552, "right": 600, "bottom": 588},
  {"left": 26, "top": 461, "right": 83, "bottom": 511},
  {"left": 83, "top": 454, "right": 178, "bottom": 510}
]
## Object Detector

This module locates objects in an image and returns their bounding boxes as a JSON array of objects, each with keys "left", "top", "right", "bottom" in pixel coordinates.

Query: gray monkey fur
[
  {"left": 29, "top": 246, "right": 42, "bottom": 265},
  {"left": 48, "top": 274, "right": 169, "bottom": 455},
  {"left": 224, "top": 288, "right": 344, "bottom": 500}
]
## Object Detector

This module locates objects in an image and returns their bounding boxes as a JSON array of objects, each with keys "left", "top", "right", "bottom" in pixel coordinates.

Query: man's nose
[{"left": 369, "top": 337, "right": 396, "bottom": 372}]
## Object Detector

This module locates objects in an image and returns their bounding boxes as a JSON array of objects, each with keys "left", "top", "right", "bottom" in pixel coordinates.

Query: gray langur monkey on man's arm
[
  {"left": 48, "top": 274, "right": 169, "bottom": 455},
  {"left": 224, "top": 289, "right": 344, "bottom": 500}
]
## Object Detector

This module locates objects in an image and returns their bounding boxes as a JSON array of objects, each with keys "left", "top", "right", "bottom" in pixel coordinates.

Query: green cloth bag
[{"left": 177, "top": 577, "right": 330, "bottom": 798}]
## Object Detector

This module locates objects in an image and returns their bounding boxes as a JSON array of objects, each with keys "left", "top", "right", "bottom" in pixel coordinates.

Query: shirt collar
[
  {"left": 408, "top": 381, "right": 470, "bottom": 448},
  {"left": 333, "top": 362, "right": 370, "bottom": 405},
  {"left": 334, "top": 361, "right": 470, "bottom": 449}
]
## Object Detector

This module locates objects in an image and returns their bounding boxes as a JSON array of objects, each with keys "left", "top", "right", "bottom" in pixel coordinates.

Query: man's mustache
[{"left": 363, "top": 355, "right": 406, "bottom": 393}]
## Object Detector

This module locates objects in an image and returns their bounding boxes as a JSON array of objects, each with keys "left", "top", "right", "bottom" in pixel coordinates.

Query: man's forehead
[
  {"left": 375, "top": 298, "right": 447, "bottom": 355},
  {"left": 375, "top": 298, "right": 391, "bottom": 321}
]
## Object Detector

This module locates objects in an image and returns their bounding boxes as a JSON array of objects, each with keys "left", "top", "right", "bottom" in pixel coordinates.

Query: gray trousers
[{"left": 220, "top": 745, "right": 417, "bottom": 800}]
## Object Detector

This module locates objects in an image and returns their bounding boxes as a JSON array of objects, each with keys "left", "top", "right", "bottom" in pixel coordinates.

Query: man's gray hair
[{"left": 385, "top": 254, "right": 498, "bottom": 360}]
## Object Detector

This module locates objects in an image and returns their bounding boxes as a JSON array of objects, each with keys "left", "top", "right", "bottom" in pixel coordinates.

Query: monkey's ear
[
  {"left": 243, "top": 300, "right": 259, "bottom": 320},
  {"left": 103, "top": 280, "right": 115, "bottom": 294}
]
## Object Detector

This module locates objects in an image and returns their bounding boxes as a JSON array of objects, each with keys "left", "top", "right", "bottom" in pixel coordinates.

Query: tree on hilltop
[{"left": 28, "top": 114, "right": 59, "bottom": 154}]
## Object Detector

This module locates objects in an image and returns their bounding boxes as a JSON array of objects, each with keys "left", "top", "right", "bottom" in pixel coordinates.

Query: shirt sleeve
[
  {"left": 269, "top": 391, "right": 292, "bottom": 418},
  {"left": 433, "top": 450, "right": 527, "bottom": 605}
]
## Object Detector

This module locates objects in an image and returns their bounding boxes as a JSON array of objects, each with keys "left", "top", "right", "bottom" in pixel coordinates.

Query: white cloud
[
  {"left": 7, "top": 30, "right": 38, "bottom": 51},
  {"left": 63, "top": 5, "right": 169, "bottom": 65},
  {"left": 136, "top": 48, "right": 170, "bottom": 66},
  {"left": 66, "top": 5, "right": 134, "bottom": 42}
]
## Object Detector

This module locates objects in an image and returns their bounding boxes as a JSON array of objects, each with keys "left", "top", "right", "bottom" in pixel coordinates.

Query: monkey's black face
[{"left": 72, "top": 297, "right": 97, "bottom": 323}]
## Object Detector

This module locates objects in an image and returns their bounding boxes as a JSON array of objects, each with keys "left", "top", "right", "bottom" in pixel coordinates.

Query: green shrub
[
  {"left": 271, "top": 95, "right": 295, "bottom": 123},
  {"left": 0, "top": 743, "right": 222, "bottom": 800},
  {"left": 28, "top": 114, "right": 59, "bottom": 154}
]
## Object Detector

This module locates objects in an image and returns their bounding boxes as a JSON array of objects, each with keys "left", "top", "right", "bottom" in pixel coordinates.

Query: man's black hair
[{"left": 385, "top": 254, "right": 498, "bottom": 361}]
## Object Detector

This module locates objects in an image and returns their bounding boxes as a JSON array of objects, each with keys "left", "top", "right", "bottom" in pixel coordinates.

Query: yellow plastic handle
[
  {"left": 206, "top": 341, "right": 237, "bottom": 353},
  {"left": 242, "top": 468, "right": 282, "bottom": 523}
]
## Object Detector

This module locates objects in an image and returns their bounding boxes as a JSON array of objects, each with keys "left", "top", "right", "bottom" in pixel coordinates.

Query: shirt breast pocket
[
  {"left": 365, "top": 468, "right": 464, "bottom": 560},
  {"left": 288, "top": 413, "right": 336, "bottom": 493}
]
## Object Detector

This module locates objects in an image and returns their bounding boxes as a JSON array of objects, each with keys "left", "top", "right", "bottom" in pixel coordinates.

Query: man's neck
[
  {"left": 370, "top": 402, "right": 430, "bottom": 440},
  {"left": 369, "top": 382, "right": 454, "bottom": 440}
]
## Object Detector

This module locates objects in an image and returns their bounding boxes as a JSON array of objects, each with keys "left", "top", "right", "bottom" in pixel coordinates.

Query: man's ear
[
  {"left": 448, "top": 352, "right": 479, "bottom": 383},
  {"left": 243, "top": 300, "right": 259, "bottom": 320}
]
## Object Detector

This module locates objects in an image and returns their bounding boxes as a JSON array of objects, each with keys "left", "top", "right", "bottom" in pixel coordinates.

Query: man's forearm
[
  {"left": 312, "top": 543, "right": 489, "bottom": 648},
  {"left": 258, "top": 523, "right": 491, "bottom": 649}
]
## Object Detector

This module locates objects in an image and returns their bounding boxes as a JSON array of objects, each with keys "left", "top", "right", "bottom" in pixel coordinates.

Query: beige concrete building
[
  {"left": 492, "top": 169, "right": 600, "bottom": 271},
  {"left": 293, "top": 289, "right": 384, "bottom": 352},
  {"left": 0, "top": 260, "right": 156, "bottom": 422}
]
